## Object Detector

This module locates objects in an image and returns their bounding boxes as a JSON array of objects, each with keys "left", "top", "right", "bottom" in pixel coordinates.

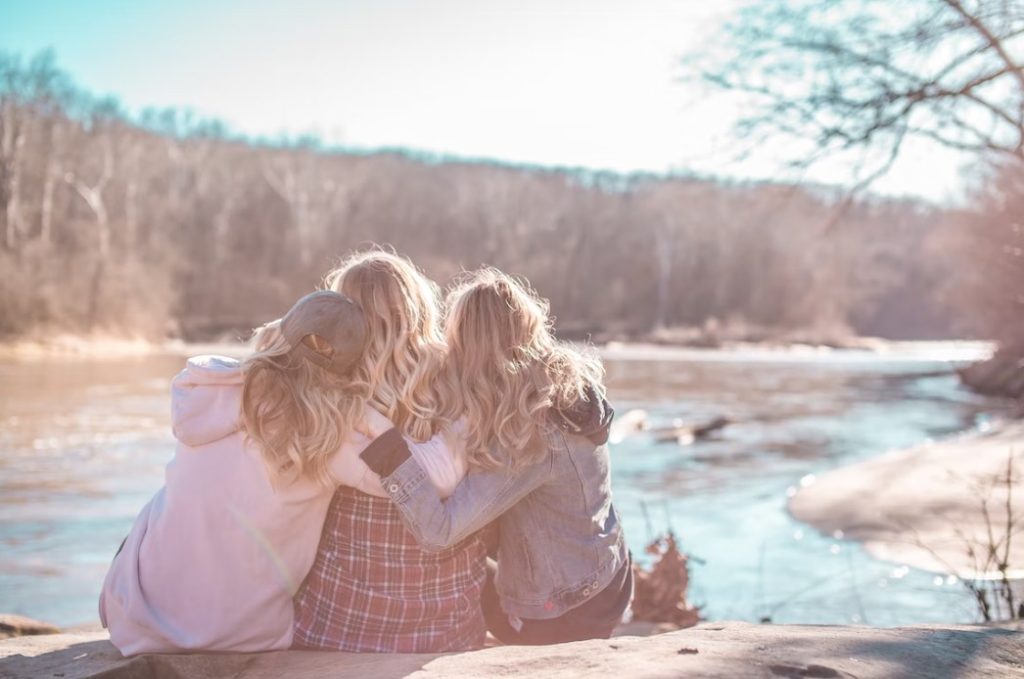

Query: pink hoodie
[{"left": 99, "top": 355, "right": 465, "bottom": 655}]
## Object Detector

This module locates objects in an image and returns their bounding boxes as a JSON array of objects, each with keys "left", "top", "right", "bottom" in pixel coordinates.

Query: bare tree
[
  {"left": 39, "top": 119, "right": 64, "bottom": 247},
  {"left": 695, "top": 0, "right": 1024, "bottom": 188},
  {"left": 64, "top": 137, "right": 113, "bottom": 258},
  {"left": 64, "top": 136, "right": 113, "bottom": 327},
  {"left": 0, "top": 55, "right": 27, "bottom": 250},
  {"left": 691, "top": 0, "right": 1024, "bottom": 381},
  {"left": 262, "top": 146, "right": 333, "bottom": 267}
]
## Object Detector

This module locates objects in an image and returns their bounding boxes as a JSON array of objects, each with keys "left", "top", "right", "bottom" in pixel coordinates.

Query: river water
[{"left": 0, "top": 343, "right": 1008, "bottom": 627}]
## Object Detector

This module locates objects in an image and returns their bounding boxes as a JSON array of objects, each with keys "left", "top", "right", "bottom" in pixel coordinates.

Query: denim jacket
[{"left": 361, "top": 389, "right": 627, "bottom": 620}]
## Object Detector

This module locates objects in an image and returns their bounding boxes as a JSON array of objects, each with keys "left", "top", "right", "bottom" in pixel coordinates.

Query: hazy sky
[{"left": 1, "top": 0, "right": 972, "bottom": 201}]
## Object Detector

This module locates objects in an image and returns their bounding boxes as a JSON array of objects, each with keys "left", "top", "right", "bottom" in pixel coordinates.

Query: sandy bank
[
  {"left": 2, "top": 622, "right": 1022, "bottom": 678},
  {"left": 790, "top": 422, "right": 1024, "bottom": 579}
]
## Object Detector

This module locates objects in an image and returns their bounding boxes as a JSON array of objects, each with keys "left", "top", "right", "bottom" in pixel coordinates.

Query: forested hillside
[{"left": 0, "top": 52, "right": 967, "bottom": 342}]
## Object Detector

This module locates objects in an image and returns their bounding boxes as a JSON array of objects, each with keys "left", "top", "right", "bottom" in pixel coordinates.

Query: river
[{"left": 0, "top": 342, "right": 1008, "bottom": 627}]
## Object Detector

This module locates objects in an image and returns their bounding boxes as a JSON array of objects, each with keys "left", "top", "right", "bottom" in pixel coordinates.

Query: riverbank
[
  {"left": 2, "top": 621, "right": 1022, "bottom": 678},
  {"left": 0, "top": 336, "right": 248, "bottom": 361},
  {"left": 790, "top": 421, "right": 1024, "bottom": 580},
  {"left": 0, "top": 334, "right": 995, "bottom": 365},
  {"left": 959, "top": 345, "right": 1024, "bottom": 399}
]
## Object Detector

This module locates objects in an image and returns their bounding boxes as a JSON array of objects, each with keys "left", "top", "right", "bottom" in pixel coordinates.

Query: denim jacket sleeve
[{"left": 369, "top": 439, "right": 551, "bottom": 552}]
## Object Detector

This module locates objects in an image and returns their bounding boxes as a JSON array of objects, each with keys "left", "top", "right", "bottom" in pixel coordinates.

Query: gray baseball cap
[{"left": 280, "top": 290, "right": 367, "bottom": 376}]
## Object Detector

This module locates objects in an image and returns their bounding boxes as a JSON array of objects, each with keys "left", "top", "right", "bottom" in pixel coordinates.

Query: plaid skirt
[{"left": 292, "top": 485, "right": 488, "bottom": 652}]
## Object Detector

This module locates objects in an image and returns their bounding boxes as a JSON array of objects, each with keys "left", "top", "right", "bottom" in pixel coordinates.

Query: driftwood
[
  {"left": 651, "top": 417, "right": 731, "bottom": 445},
  {"left": 608, "top": 408, "right": 650, "bottom": 444}
]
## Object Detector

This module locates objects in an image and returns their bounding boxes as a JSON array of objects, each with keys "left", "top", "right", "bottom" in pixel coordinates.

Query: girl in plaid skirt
[{"left": 293, "top": 251, "right": 489, "bottom": 652}]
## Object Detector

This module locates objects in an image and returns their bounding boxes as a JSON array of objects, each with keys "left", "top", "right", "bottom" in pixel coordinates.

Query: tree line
[{"left": 0, "top": 50, "right": 981, "bottom": 344}]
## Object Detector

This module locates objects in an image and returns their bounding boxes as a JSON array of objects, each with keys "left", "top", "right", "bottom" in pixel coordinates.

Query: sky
[{"left": 0, "top": 0, "right": 973, "bottom": 202}]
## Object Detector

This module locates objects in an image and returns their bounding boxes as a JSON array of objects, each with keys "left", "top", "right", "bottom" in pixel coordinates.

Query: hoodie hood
[
  {"left": 554, "top": 382, "right": 615, "bottom": 445},
  {"left": 171, "top": 355, "right": 245, "bottom": 447}
]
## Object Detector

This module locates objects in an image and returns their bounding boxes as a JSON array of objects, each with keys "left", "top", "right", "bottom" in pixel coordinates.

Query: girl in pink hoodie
[{"left": 99, "top": 291, "right": 465, "bottom": 655}]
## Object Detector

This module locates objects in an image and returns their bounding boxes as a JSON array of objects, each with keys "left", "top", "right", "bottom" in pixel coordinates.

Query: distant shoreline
[
  {"left": 0, "top": 334, "right": 995, "bottom": 364},
  {"left": 599, "top": 339, "right": 993, "bottom": 364}
]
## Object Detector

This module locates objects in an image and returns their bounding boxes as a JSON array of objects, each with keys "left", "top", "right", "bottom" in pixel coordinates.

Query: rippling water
[{"left": 0, "top": 344, "right": 1008, "bottom": 626}]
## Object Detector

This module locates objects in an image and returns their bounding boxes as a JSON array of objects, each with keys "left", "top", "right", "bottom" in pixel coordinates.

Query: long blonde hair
[
  {"left": 324, "top": 250, "right": 448, "bottom": 441},
  {"left": 240, "top": 321, "right": 369, "bottom": 487},
  {"left": 444, "top": 268, "right": 605, "bottom": 469}
]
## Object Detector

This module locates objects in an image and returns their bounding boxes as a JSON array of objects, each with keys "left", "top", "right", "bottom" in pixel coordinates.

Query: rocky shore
[
  {"left": 959, "top": 347, "right": 1024, "bottom": 401},
  {"left": 2, "top": 621, "right": 1023, "bottom": 678}
]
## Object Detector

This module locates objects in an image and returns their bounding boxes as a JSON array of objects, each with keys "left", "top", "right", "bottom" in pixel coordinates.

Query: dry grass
[{"left": 631, "top": 533, "right": 701, "bottom": 629}]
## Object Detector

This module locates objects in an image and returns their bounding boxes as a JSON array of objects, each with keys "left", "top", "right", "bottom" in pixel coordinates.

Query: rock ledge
[{"left": 2, "top": 622, "right": 1022, "bottom": 678}]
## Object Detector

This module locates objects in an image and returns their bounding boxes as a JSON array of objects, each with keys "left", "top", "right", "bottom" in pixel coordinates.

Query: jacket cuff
[
  {"left": 380, "top": 455, "right": 430, "bottom": 505},
  {"left": 360, "top": 427, "right": 412, "bottom": 477}
]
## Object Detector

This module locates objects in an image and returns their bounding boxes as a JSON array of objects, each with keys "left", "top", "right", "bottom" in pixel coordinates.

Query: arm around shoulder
[{"left": 362, "top": 436, "right": 550, "bottom": 551}]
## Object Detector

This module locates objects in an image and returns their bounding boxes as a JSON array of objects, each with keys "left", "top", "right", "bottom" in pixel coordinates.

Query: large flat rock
[{"left": 1, "top": 623, "right": 1022, "bottom": 678}]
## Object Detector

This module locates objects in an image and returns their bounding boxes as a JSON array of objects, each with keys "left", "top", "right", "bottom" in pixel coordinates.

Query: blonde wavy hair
[
  {"left": 324, "top": 250, "right": 449, "bottom": 441},
  {"left": 443, "top": 268, "right": 605, "bottom": 469},
  {"left": 240, "top": 321, "right": 369, "bottom": 488}
]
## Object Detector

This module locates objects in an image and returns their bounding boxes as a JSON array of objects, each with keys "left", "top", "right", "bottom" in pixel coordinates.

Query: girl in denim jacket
[{"left": 362, "top": 268, "right": 631, "bottom": 645}]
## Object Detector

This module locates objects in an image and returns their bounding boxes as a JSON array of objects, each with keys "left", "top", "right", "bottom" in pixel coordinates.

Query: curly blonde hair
[
  {"left": 443, "top": 268, "right": 605, "bottom": 469},
  {"left": 240, "top": 321, "right": 369, "bottom": 488},
  {"left": 324, "top": 250, "right": 449, "bottom": 441}
]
